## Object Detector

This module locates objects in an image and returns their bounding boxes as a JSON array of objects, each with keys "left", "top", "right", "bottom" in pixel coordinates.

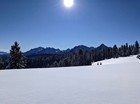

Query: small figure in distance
[
  {"left": 97, "top": 63, "right": 99, "bottom": 65},
  {"left": 100, "top": 62, "right": 102, "bottom": 65}
]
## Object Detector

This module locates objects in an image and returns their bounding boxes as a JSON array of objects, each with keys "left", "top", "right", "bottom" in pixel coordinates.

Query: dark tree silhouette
[
  {"left": 0, "top": 57, "right": 4, "bottom": 69},
  {"left": 134, "top": 41, "right": 139, "bottom": 54},
  {"left": 7, "top": 42, "right": 26, "bottom": 69},
  {"left": 113, "top": 45, "right": 118, "bottom": 58}
]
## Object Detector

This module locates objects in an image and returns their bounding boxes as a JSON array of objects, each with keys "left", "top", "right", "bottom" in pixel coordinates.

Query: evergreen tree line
[
  {"left": 52, "top": 41, "right": 140, "bottom": 67},
  {"left": 0, "top": 41, "right": 139, "bottom": 69},
  {"left": 92, "top": 41, "right": 139, "bottom": 61}
]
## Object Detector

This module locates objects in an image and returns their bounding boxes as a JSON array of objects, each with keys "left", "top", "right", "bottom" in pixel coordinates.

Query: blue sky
[{"left": 0, "top": 0, "right": 140, "bottom": 52}]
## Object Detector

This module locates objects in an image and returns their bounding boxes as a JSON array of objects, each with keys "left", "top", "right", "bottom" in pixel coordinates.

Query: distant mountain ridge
[
  {"left": 24, "top": 47, "right": 62, "bottom": 56},
  {"left": 0, "top": 51, "right": 8, "bottom": 55},
  {"left": 24, "top": 44, "right": 108, "bottom": 56},
  {"left": 96, "top": 44, "right": 109, "bottom": 51},
  {"left": 70, "top": 45, "right": 94, "bottom": 53},
  {"left": 0, "top": 44, "right": 109, "bottom": 56}
]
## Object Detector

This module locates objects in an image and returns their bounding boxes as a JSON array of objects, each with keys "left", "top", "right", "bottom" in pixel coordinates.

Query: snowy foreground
[{"left": 0, "top": 56, "right": 140, "bottom": 104}]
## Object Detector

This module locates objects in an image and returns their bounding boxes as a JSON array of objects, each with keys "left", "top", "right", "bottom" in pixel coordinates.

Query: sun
[{"left": 64, "top": 0, "right": 74, "bottom": 8}]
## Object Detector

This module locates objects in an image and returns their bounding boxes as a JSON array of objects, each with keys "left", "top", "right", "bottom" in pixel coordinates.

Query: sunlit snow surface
[
  {"left": 0, "top": 56, "right": 140, "bottom": 104},
  {"left": 92, "top": 55, "right": 139, "bottom": 65}
]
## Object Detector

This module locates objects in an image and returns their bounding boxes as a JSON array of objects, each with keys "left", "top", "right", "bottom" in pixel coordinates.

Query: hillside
[
  {"left": 0, "top": 56, "right": 140, "bottom": 104},
  {"left": 92, "top": 55, "right": 139, "bottom": 65}
]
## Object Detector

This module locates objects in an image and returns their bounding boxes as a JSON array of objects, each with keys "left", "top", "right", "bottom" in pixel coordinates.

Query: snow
[
  {"left": 92, "top": 55, "right": 139, "bottom": 65},
  {"left": 0, "top": 56, "right": 140, "bottom": 104}
]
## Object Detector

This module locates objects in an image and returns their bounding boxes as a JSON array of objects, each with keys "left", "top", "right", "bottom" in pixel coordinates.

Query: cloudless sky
[{"left": 0, "top": 0, "right": 140, "bottom": 52}]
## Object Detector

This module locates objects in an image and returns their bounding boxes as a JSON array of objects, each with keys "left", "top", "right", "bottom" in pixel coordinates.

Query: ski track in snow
[{"left": 0, "top": 55, "right": 140, "bottom": 104}]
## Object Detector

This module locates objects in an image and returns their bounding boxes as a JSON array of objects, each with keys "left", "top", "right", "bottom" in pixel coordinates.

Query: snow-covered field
[
  {"left": 0, "top": 56, "right": 140, "bottom": 104},
  {"left": 92, "top": 55, "right": 140, "bottom": 65}
]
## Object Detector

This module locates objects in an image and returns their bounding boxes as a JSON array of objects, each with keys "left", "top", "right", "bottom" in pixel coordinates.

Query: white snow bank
[
  {"left": 0, "top": 56, "right": 140, "bottom": 104},
  {"left": 92, "top": 55, "right": 139, "bottom": 65}
]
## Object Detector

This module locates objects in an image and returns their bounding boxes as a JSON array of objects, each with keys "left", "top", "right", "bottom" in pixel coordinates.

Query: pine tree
[
  {"left": 78, "top": 49, "right": 84, "bottom": 65},
  {"left": 113, "top": 45, "right": 118, "bottom": 58},
  {"left": 0, "top": 57, "right": 4, "bottom": 69},
  {"left": 52, "top": 61, "right": 58, "bottom": 67},
  {"left": 125, "top": 43, "right": 129, "bottom": 56},
  {"left": 7, "top": 42, "right": 26, "bottom": 69},
  {"left": 134, "top": 41, "right": 139, "bottom": 55}
]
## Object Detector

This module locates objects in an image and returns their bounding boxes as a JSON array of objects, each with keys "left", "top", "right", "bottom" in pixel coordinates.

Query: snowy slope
[
  {"left": 92, "top": 55, "right": 139, "bottom": 65},
  {"left": 0, "top": 56, "right": 140, "bottom": 104}
]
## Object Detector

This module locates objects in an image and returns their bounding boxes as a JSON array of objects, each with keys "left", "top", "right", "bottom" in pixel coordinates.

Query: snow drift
[
  {"left": 0, "top": 55, "right": 140, "bottom": 104},
  {"left": 92, "top": 55, "right": 139, "bottom": 65}
]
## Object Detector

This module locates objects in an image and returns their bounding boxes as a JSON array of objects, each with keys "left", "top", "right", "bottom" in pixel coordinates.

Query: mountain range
[
  {"left": 0, "top": 52, "right": 8, "bottom": 55},
  {"left": 0, "top": 44, "right": 109, "bottom": 56}
]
